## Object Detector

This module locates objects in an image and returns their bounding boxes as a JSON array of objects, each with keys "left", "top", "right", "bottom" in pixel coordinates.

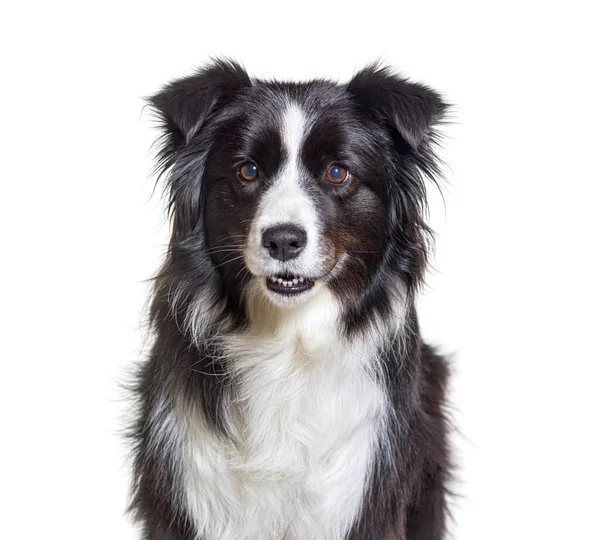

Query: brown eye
[
  {"left": 239, "top": 162, "right": 258, "bottom": 181},
  {"left": 325, "top": 165, "right": 349, "bottom": 184}
]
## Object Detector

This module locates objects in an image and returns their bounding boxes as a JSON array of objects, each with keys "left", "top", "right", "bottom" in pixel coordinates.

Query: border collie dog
[{"left": 130, "top": 59, "right": 451, "bottom": 540}]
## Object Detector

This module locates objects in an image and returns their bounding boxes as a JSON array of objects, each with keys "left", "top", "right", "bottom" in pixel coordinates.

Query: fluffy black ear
[
  {"left": 148, "top": 59, "right": 251, "bottom": 153},
  {"left": 348, "top": 63, "right": 447, "bottom": 152}
]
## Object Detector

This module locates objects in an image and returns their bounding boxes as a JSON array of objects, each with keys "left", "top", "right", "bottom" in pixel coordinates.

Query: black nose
[{"left": 262, "top": 224, "right": 307, "bottom": 261}]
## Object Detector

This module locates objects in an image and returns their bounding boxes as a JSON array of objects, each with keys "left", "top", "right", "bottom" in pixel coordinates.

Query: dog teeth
[{"left": 268, "top": 275, "right": 311, "bottom": 288}]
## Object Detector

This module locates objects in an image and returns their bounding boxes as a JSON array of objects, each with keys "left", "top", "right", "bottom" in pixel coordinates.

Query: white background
[{"left": 1, "top": 1, "right": 599, "bottom": 538}]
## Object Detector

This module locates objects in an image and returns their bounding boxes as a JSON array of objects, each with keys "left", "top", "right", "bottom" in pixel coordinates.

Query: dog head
[{"left": 149, "top": 60, "right": 446, "bottom": 331}]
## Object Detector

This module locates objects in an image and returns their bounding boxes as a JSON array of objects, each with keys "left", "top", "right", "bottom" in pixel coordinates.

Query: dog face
[
  {"left": 150, "top": 61, "right": 446, "bottom": 323},
  {"left": 204, "top": 86, "right": 391, "bottom": 310}
]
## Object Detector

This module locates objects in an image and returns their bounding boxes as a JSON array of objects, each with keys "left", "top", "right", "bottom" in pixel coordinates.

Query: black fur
[{"left": 129, "top": 59, "right": 452, "bottom": 540}]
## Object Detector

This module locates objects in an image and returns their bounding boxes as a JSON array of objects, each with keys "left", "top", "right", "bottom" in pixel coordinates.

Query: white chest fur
[{"left": 180, "top": 288, "right": 388, "bottom": 540}]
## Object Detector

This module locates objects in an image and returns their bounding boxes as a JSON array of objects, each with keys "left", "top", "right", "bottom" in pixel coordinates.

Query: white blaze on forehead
[
  {"left": 256, "top": 102, "right": 313, "bottom": 226},
  {"left": 282, "top": 102, "right": 306, "bottom": 170}
]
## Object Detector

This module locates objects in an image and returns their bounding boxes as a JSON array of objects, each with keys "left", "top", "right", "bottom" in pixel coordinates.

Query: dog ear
[
  {"left": 148, "top": 59, "right": 251, "bottom": 153},
  {"left": 348, "top": 63, "right": 447, "bottom": 152}
]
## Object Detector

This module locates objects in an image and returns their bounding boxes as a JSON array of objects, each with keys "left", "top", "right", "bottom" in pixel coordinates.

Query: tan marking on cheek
[{"left": 318, "top": 226, "right": 355, "bottom": 277}]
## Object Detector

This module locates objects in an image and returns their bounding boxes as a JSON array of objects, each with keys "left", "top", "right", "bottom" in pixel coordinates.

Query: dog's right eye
[{"left": 239, "top": 162, "right": 258, "bottom": 181}]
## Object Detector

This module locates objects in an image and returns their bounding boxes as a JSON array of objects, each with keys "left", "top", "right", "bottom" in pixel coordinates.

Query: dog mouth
[{"left": 265, "top": 273, "right": 316, "bottom": 296}]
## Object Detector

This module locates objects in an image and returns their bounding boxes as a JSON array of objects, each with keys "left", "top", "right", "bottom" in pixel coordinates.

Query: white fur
[
  {"left": 245, "top": 102, "right": 327, "bottom": 292},
  {"left": 180, "top": 286, "right": 389, "bottom": 539}
]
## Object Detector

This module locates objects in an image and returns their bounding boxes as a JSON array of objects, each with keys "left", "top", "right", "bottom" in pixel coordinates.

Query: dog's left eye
[
  {"left": 325, "top": 165, "right": 350, "bottom": 184},
  {"left": 239, "top": 162, "right": 258, "bottom": 181}
]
